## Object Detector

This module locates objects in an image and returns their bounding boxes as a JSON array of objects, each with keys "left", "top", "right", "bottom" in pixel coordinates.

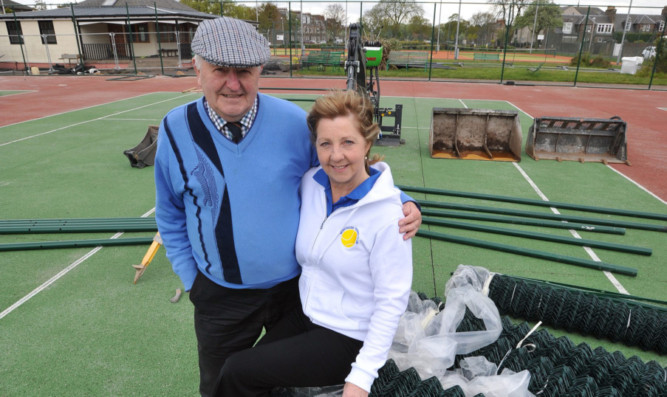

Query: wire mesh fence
[{"left": 0, "top": 1, "right": 664, "bottom": 89}]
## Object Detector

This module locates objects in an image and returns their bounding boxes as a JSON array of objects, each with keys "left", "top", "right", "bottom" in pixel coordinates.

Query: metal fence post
[
  {"left": 125, "top": 4, "right": 137, "bottom": 74},
  {"left": 69, "top": 4, "right": 84, "bottom": 70},
  {"left": 154, "top": 2, "right": 164, "bottom": 75},
  {"left": 648, "top": 19, "right": 666, "bottom": 90},
  {"left": 573, "top": 6, "right": 591, "bottom": 87},
  {"left": 428, "top": 2, "right": 436, "bottom": 81},
  {"left": 12, "top": 11, "right": 28, "bottom": 73}
]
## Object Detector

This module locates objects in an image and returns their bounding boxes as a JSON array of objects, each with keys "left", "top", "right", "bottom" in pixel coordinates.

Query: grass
[{"left": 294, "top": 62, "right": 667, "bottom": 86}]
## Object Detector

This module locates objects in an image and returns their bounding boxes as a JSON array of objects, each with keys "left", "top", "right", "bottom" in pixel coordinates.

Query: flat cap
[{"left": 192, "top": 17, "right": 270, "bottom": 68}]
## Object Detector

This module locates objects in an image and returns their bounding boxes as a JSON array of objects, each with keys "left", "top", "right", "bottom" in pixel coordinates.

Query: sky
[{"left": 11, "top": 0, "right": 665, "bottom": 25}]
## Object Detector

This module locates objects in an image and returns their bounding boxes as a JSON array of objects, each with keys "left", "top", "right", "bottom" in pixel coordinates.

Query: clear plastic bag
[
  {"left": 440, "top": 359, "right": 533, "bottom": 397},
  {"left": 389, "top": 265, "right": 502, "bottom": 379}
]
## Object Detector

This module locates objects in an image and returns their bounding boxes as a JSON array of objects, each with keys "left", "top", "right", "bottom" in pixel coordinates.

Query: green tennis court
[{"left": 1, "top": 91, "right": 664, "bottom": 395}]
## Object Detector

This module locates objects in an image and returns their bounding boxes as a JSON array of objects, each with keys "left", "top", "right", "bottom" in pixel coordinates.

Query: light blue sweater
[{"left": 155, "top": 94, "right": 318, "bottom": 290}]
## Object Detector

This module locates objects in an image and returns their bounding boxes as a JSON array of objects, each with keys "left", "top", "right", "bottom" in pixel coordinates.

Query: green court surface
[
  {"left": 0, "top": 90, "right": 29, "bottom": 97},
  {"left": 0, "top": 92, "right": 665, "bottom": 396}
]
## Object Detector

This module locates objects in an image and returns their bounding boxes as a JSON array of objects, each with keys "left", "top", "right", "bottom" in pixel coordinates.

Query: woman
[{"left": 215, "top": 90, "right": 413, "bottom": 397}]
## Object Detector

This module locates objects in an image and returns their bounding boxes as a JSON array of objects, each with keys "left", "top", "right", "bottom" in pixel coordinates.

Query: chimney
[{"left": 605, "top": 6, "right": 616, "bottom": 24}]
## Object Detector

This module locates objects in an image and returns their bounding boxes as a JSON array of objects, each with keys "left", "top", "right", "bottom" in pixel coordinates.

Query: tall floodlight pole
[
  {"left": 530, "top": 1, "right": 539, "bottom": 53},
  {"left": 436, "top": 0, "right": 443, "bottom": 52},
  {"left": 454, "top": 0, "right": 462, "bottom": 59},
  {"left": 616, "top": 0, "right": 633, "bottom": 64}
]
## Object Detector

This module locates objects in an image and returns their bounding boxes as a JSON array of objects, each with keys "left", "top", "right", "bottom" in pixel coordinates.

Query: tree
[
  {"left": 257, "top": 3, "right": 281, "bottom": 32},
  {"left": 324, "top": 4, "right": 346, "bottom": 44},
  {"left": 470, "top": 11, "right": 497, "bottom": 47},
  {"left": 514, "top": 0, "right": 563, "bottom": 45},
  {"left": 488, "top": 0, "right": 531, "bottom": 27},
  {"left": 363, "top": 0, "right": 424, "bottom": 39},
  {"left": 406, "top": 15, "right": 431, "bottom": 41}
]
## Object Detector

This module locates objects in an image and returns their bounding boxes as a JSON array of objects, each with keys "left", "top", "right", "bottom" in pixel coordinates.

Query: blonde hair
[{"left": 307, "top": 90, "right": 383, "bottom": 173}]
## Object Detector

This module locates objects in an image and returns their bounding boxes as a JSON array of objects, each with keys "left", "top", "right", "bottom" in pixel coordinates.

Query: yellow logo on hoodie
[{"left": 340, "top": 227, "right": 359, "bottom": 248}]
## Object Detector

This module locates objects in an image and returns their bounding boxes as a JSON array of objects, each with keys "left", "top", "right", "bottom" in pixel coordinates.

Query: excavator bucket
[
  {"left": 429, "top": 108, "right": 522, "bottom": 162},
  {"left": 526, "top": 116, "right": 628, "bottom": 164}
]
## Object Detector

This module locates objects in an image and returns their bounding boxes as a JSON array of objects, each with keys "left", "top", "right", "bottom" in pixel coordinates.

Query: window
[
  {"left": 640, "top": 24, "right": 651, "bottom": 33},
  {"left": 157, "top": 23, "right": 177, "bottom": 43},
  {"left": 596, "top": 24, "right": 612, "bottom": 34},
  {"left": 39, "top": 21, "right": 57, "bottom": 44},
  {"left": 6, "top": 21, "right": 23, "bottom": 44},
  {"left": 660, "top": 21, "right": 665, "bottom": 32},
  {"left": 131, "top": 23, "right": 149, "bottom": 43},
  {"left": 562, "top": 22, "right": 573, "bottom": 34}
]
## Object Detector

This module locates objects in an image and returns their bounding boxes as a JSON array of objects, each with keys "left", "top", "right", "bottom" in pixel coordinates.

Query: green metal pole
[
  {"left": 154, "top": 2, "right": 165, "bottom": 75},
  {"left": 648, "top": 19, "right": 666, "bottom": 90},
  {"left": 499, "top": 1, "right": 513, "bottom": 84},
  {"left": 422, "top": 208, "right": 625, "bottom": 235},
  {"left": 126, "top": 4, "right": 138, "bottom": 74},
  {"left": 398, "top": 185, "right": 667, "bottom": 221},
  {"left": 417, "top": 229, "right": 637, "bottom": 277},
  {"left": 11, "top": 11, "right": 28, "bottom": 73},
  {"left": 417, "top": 200, "right": 667, "bottom": 232},
  {"left": 0, "top": 224, "right": 157, "bottom": 234},
  {"left": 422, "top": 217, "right": 651, "bottom": 256},
  {"left": 573, "top": 6, "right": 590, "bottom": 87},
  {"left": 69, "top": 5, "right": 85, "bottom": 70},
  {"left": 288, "top": 2, "right": 293, "bottom": 78},
  {"left": 428, "top": 2, "right": 436, "bottom": 81},
  {"left": 0, "top": 237, "right": 155, "bottom": 252},
  {"left": 0, "top": 218, "right": 155, "bottom": 226}
]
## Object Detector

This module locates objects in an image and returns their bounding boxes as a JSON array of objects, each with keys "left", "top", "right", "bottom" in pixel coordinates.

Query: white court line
[
  {"left": 512, "top": 162, "right": 629, "bottom": 295},
  {"left": 0, "top": 93, "right": 194, "bottom": 147},
  {"left": 606, "top": 164, "right": 667, "bottom": 205},
  {"left": 105, "top": 118, "right": 164, "bottom": 122},
  {"left": 0, "top": 208, "right": 156, "bottom": 321}
]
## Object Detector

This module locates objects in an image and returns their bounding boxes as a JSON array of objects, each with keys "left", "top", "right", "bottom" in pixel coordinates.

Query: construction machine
[{"left": 345, "top": 24, "right": 403, "bottom": 146}]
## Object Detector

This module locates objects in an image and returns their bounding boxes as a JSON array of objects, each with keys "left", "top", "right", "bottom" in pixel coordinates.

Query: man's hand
[
  {"left": 399, "top": 201, "right": 422, "bottom": 240},
  {"left": 342, "top": 382, "right": 368, "bottom": 397}
]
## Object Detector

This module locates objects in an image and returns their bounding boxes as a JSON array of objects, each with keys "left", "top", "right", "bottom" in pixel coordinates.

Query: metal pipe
[
  {"left": 422, "top": 208, "right": 625, "bottom": 235},
  {"left": 398, "top": 185, "right": 667, "bottom": 221},
  {"left": 422, "top": 217, "right": 651, "bottom": 256},
  {"left": 573, "top": 6, "right": 591, "bottom": 87},
  {"left": 0, "top": 224, "right": 158, "bottom": 234},
  {"left": 418, "top": 200, "right": 666, "bottom": 232},
  {"left": 0, "top": 237, "right": 155, "bottom": 252},
  {"left": 417, "top": 229, "right": 637, "bottom": 277}
]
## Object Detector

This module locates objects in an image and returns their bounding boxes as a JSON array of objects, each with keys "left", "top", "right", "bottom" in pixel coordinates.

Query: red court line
[{"left": 1, "top": 75, "right": 665, "bottom": 202}]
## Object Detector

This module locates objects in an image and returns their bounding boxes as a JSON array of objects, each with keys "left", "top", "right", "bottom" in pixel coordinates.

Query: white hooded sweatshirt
[{"left": 295, "top": 162, "right": 413, "bottom": 392}]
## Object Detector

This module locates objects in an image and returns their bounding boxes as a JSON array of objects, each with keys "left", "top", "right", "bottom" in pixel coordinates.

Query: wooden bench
[
  {"left": 59, "top": 53, "right": 80, "bottom": 65},
  {"left": 302, "top": 51, "right": 343, "bottom": 70},
  {"left": 386, "top": 51, "right": 428, "bottom": 70},
  {"left": 473, "top": 53, "right": 500, "bottom": 61},
  {"left": 160, "top": 48, "right": 178, "bottom": 57}
]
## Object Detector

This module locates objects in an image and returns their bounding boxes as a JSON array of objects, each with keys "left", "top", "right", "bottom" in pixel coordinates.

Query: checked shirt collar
[{"left": 204, "top": 96, "right": 259, "bottom": 142}]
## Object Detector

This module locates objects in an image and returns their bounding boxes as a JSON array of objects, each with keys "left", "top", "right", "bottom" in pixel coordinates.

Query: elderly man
[{"left": 154, "top": 17, "right": 421, "bottom": 396}]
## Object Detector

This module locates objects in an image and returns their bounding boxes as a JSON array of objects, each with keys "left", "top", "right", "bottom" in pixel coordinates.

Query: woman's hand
[
  {"left": 399, "top": 201, "right": 422, "bottom": 240},
  {"left": 342, "top": 382, "right": 368, "bottom": 397}
]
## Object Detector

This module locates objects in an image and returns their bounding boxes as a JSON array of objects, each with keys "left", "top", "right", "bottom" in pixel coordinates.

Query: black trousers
[
  {"left": 214, "top": 306, "right": 364, "bottom": 397},
  {"left": 189, "top": 272, "right": 300, "bottom": 397}
]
